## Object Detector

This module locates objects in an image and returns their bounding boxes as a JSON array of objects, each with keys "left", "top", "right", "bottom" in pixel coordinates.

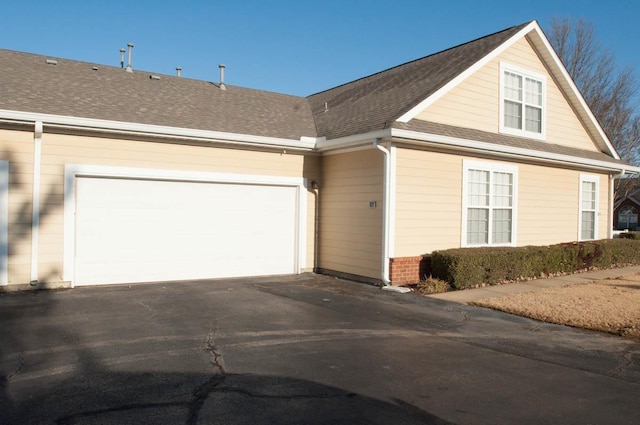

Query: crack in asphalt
[
  {"left": 184, "top": 329, "right": 227, "bottom": 424},
  {"left": 53, "top": 379, "right": 357, "bottom": 425},
  {"left": 205, "top": 329, "right": 226, "bottom": 375},
  {"left": 608, "top": 349, "right": 638, "bottom": 378},
  {"left": 5, "top": 352, "right": 24, "bottom": 383}
]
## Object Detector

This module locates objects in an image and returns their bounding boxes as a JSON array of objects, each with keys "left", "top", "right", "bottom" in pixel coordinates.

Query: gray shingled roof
[
  {"left": 307, "top": 22, "right": 530, "bottom": 140},
  {"left": 393, "top": 120, "right": 626, "bottom": 166},
  {"left": 0, "top": 49, "right": 317, "bottom": 140},
  {"left": 0, "top": 21, "right": 623, "bottom": 166}
]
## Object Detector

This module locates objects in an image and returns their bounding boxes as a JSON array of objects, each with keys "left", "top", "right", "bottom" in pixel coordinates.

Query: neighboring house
[
  {"left": 1, "top": 20, "right": 637, "bottom": 289},
  {"left": 614, "top": 189, "right": 640, "bottom": 230}
]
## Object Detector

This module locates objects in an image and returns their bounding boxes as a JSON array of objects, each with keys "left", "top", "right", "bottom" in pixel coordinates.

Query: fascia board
[
  {"left": 0, "top": 109, "right": 316, "bottom": 150},
  {"left": 396, "top": 21, "right": 538, "bottom": 123},
  {"left": 525, "top": 24, "right": 619, "bottom": 160},
  {"left": 395, "top": 21, "right": 619, "bottom": 161},
  {"left": 392, "top": 128, "right": 635, "bottom": 173}
]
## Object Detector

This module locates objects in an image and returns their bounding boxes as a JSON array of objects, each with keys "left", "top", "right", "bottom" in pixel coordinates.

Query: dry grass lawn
[{"left": 471, "top": 274, "right": 640, "bottom": 339}]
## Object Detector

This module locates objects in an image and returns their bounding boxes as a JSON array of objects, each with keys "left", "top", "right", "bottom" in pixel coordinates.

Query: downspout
[
  {"left": 30, "top": 121, "right": 43, "bottom": 284},
  {"left": 610, "top": 169, "right": 625, "bottom": 238},
  {"left": 374, "top": 139, "right": 391, "bottom": 286},
  {"left": 311, "top": 181, "right": 320, "bottom": 272}
]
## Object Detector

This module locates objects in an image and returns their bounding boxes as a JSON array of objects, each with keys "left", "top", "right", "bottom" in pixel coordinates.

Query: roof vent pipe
[
  {"left": 176, "top": 66, "right": 182, "bottom": 77},
  {"left": 219, "top": 64, "right": 226, "bottom": 90},
  {"left": 126, "top": 43, "right": 134, "bottom": 73},
  {"left": 119, "top": 48, "right": 125, "bottom": 68}
]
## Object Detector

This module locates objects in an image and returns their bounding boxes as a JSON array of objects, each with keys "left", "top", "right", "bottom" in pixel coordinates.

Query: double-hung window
[
  {"left": 579, "top": 175, "right": 599, "bottom": 240},
  {"left": 462, "top": 161, "right": 518, "bottom": 247},
  {"left": 500, "top": 63, "right": 545, "bottom": 139}
]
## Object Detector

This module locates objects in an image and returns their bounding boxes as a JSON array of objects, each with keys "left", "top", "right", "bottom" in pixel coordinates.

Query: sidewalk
[{"left": 428, "top": 265, "right": 640, "bottom": 304}]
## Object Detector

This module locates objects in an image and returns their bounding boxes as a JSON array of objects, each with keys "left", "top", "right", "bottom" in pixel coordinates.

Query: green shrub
[
  {"left": 618, "top": 231, "right": 640, "bottom": 240},
  {"left": 430, "top": 239, "right": 640, "bottom": 290}
]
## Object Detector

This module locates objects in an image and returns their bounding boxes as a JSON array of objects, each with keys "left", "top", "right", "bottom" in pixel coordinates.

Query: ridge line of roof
[
  {"left": 0, "top": 47, "right": 307, "bottom": 100},
  {"left": 305, "top": 21, "right": 533, "bottom": 99}
]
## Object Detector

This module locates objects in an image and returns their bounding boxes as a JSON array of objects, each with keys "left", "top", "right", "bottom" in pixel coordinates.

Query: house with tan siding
[{"left": 0, "top": 20, "right": 636, "bottom": 289}]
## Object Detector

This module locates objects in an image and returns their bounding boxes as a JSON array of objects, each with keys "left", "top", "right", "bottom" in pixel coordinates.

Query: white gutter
[
  {"left": 316, "top": 128, "right": 637, "bottom": 173},
  {"left": 374, "top": 139, "right": 391, "bottom": 286},
  {"left": 609, "top": 173, "right": 617, "bottom": 239},
  {"left": 391, "top": 128, "right": 640, "bottom": 173},
  {"left": 316, "top": 129, "right": 392, "bottom": 151},
  {"left": 30, "top": 121, "right": 43, "bottom": 284},
  {"left": 0, "top": 109, "right": 316, "bottom": 151}
]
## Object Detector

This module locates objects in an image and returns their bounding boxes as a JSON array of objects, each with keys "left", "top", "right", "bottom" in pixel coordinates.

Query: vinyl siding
[
  {"left": 318, "top": 149, "right": 383, "bottom": 280},
  {"left": 415, "top": 37, "right": 598, "bottom": 152},
  {"left": 393, "top": 149, "right": 462, "bottom": 257},
  {"left": 1, "top": 129, "right": 318, "bottom": 285},
  {"left": 393, "top": 147, "right": 610, "bottom": 256},
  {"left": 518, "top": 167, "right": 608, "bottom": 244},
  {"left": 0, "top": 129, "right": 35, "bottom": 284}
]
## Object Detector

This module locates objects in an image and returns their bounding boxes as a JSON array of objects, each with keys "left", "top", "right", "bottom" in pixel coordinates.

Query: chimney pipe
[
  {"left": 176, "top": 66, "right": 182, "bottom": 77},
  {"left": 219, "top": 64, "right": 226, "bottom": 90},
  {"left": 119, "top": 48, "right": 125, "bottom": 69},
  {"left": 126, "top": 43, "right": 134, "bottom": 73}
]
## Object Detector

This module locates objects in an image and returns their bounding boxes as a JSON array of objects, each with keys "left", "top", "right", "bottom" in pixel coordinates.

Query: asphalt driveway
[{"left": 1, "top": 274, "right": 639, "bottom": 424}]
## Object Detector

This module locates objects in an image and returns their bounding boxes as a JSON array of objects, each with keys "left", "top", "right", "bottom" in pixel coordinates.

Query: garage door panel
[{"left": 75, "top": 177, "right": 297, "bottom": 285}]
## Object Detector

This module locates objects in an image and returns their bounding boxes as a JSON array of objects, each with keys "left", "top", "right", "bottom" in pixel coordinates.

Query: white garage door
[{"left": 74, "top": 177, "right": 298, "bottom": 285}]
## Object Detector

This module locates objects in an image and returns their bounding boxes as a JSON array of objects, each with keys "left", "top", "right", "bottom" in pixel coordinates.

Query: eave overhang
[
  {"left": 0, "top": 109, "right": 318, "bottom": 152},
  {"left": 316, "top": 127, "right": 639, "bottom": 174}
]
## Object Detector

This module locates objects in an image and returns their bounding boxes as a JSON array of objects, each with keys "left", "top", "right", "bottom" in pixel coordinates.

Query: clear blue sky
[{"left": 2, "top": 0, "right": 639, "bottom": 97}]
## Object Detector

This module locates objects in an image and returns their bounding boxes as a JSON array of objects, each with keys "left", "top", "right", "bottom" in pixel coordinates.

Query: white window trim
[
  {"left": 579, "top": 174, "right": 599, "bottom": 241},
  {"left": 461, "top": 160, "right": 518, "bottom": 247},
  {"left": 499, "top": 62, "right": 546, "bottom": 141},
  {"left": 63, "top": 164, "right": 307, "bottom": 286}
]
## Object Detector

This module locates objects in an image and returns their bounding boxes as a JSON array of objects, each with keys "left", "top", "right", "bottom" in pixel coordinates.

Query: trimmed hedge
[
  {"left": 618, "top": 231, "right": 640, "bottom": 240},
  {"left": 430, "top": 239, "right": 640, "bottom": 290}
]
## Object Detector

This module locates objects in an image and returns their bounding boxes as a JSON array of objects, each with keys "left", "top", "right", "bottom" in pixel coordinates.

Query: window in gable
[
  {"left": 500, "top": 63, "right": 545, "bottom": 139},
  {"left": 462, "top": 160, "right": 518, "bottom": 247}
]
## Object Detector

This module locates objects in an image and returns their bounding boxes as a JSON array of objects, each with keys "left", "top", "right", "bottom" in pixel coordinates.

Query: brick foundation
[{"left": 389, "top": 256, "right": 429, "bottom": 285}]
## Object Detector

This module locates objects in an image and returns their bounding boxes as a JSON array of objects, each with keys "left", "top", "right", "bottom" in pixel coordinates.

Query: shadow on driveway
[{"left": 6, "top": 370, "right": 453, "bottom": 425}]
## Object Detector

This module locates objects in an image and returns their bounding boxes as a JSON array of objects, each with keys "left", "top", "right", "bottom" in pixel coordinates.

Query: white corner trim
[
  {"left": 388, "top": 146, "right": 397, "bottom": 259},
  {"left": 0, "top": 109, "right": 316, "bottom": 151},
  {"left": 63, "top": 164, "right": 308, "bottom": 285},
  {"left": 0, "top": 160, "right": 8, "bottom": 285},
  {"left": 396, "top": 21, "right": 538, "bottom": 123},
  {"left": 297, "top": 181, "right": 308, "bottom": 273}
]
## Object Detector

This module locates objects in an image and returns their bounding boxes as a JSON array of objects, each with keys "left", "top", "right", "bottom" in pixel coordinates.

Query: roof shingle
[
  {"left": 0, "top": 49, "right": 317, "bottom": 140},
  {"left": 307, "top": 22, "right": 530, "bottom": 139}
]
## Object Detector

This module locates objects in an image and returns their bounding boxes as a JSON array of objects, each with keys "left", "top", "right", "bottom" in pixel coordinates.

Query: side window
[
  {"left": 500, "top": 62, "right": 546, "bottom": 140},
  {"left": 462, "top": 160, "right": 518, "bottom": 247},
  {"left": 579, "top": 175, "right": 599, "bottom": 240}
]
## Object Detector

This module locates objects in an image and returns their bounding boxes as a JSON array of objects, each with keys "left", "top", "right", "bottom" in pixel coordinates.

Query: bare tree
[{"left": 548, "top": 17, "right": 640, "bottom": 170}]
